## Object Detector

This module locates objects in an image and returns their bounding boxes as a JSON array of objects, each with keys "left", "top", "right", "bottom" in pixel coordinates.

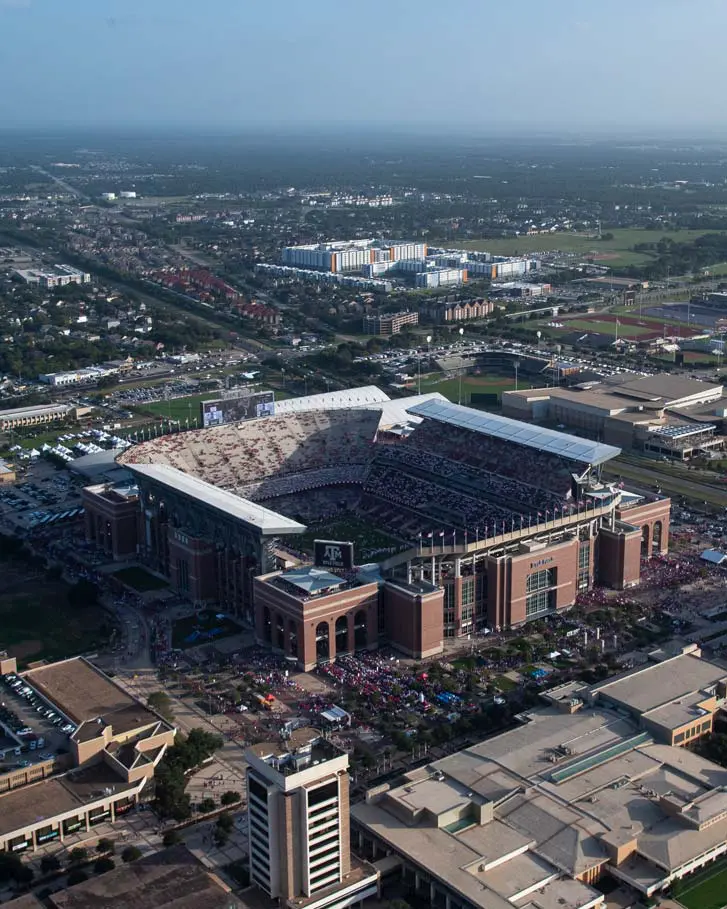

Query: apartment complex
[
  {"left": 282, "top": 240, "right": 427, "bottom": 273},
  {"left": 362, "top": 310, "right": 419, "bottom": 335},
  {"left": 245, "top": 729, "right": 378, "bottom": 909},
  {"left": 13, "top": 265, "right": 91, "bottom": 288}
]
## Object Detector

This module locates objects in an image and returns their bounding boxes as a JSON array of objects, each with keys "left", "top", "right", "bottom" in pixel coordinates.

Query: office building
[
  {"left": 245, "top": 729, "right": 378, "bottom": 909},
  {"left": 0, "top": 655, "right": 175, "bottom": 854},
  {"left": 353, "top": 649, "right": 727, "bottom": 906},
  {"left": 503, "top": 374, "right": 726, "bottom": 459},
  {"left": 281, "top": 240, "right": 427, "bottom": 273},
  {"left": 13, "top": 265, "right": 91, "bottom": 289}
]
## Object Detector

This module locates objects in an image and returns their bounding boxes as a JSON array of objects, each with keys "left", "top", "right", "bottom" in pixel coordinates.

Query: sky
[{"left": 1, "top": 0, "right": 727, "bottom": 135}]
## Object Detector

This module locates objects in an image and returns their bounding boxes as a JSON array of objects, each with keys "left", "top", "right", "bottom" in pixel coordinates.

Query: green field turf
[
  {"left": 112, "top": 566, "right": 169, "bottom": 591},
  {"left": 675, "top": 859, "right": 727, "bottom": 909},
  {"left": 446, "top": 228, "right": 727, "bottom": 268},
  {"left": 0, "top": 562, "right": 111, "bottom": 665},
  {"left": 419, "top": 374, "right": 524, "bottom": 403},
  {"left": 557, "top": 318, "right": 654, "bottom": 338},
  {"left": 293, "top": 514, "right": 403, "bottom": 557},
  {"left": 134, "top": 392, "right": 219, "bottom": 423}
]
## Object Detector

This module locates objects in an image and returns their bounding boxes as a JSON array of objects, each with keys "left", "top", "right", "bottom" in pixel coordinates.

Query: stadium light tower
[
  {"left": 458, "top": 327, "right": 465, "bottom": 404},
  {"left": 419, "top": 335, "right": 432, "bottom": 395}
]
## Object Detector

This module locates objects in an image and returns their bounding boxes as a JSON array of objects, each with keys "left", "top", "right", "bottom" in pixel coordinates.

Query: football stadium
[{"left": 82, "top": 387, "right": 671, "bottom": 667}]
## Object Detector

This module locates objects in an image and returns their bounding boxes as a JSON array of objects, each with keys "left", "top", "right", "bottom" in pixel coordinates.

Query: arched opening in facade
[
  {"left": 641, "top": 524, "right": 650, "bottom": 558},
  {"left": 652, "top": 521, "right": 663, "bottom": 554},
  {"left": 276, "top": 613, "right": 285, "bottom": 650},
  {"left": 335, "top": 616, "right": 349, "bottom": 655},
  {"left": 316, "top": 622, "right": 330, "bottom": 662},
  {"left": 263, "top": 606, "right": 272, "bottom": 643},
  {"left": 288, "top": 620, "right": 298, "bottom": 658},
  {"left": 354, "top": 610, "right": 367, "bottom": 650}
]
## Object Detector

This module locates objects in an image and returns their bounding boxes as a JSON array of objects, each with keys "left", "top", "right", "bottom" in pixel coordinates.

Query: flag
[
  {"left": 439, "top": 531, "right": 445, "bottom": 537},
  {"left": 427, "top": 532, "right": 433, "bottom": 538}
]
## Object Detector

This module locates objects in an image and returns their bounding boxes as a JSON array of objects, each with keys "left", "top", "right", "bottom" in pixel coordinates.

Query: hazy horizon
[{"left": 2, "top": 0, "right": 727, "bottom": 135}]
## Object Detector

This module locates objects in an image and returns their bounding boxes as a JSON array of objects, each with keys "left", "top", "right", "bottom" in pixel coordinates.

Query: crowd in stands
[
  {"left": 120, "top": 410, "right": 379, "bottom": 489},
  {"left": 258, "top": 487, "right": 361, "bottom": 523},
  {"left": 238, "top": 465, "right": 366, "bottom": 501},
  {"left": 408, "top": 421, "right": 574, "bottom": 495},
  {"left": 375, "top": 443, "right": 564, "bottom": 514}
]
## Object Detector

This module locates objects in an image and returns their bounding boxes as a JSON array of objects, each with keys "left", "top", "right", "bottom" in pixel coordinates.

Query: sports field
[
  {"left": 419, "top": 373, "right": 523, "bottom": 403},
  {"left": 294, "top": 514, "right": 403, "bottom": 558},
  {"left": 674, "top": 857, "right": 727, "bottom": 909},
  {"left": 548, "top": 312, "right": 704, "bottom": 342},
  {"left": 445, "top": 227, "right": 727, "bottom": 268},
  {"left": 134, "top": 392, "right": 219, "bottom": 423},
  {"left": 0, "top": 561, "right": 111, "bottom": 665}
]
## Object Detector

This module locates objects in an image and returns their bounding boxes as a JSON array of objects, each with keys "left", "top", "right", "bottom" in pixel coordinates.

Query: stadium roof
[
  {"left": 275, "top": 385, "right": 389, "bottom": 415},
  {"left": 126, "top": 463, "right": 305, "bottom": 535},
  {"left": 406, "top": 399, "right": 621, "bottom": 465},
  {"left": 363, "top": 392, "right": 448, "bottom": 430}
]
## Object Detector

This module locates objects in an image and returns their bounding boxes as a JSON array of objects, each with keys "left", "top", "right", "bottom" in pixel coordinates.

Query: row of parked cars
[{"left": 3, "top": 674, "right": 76, "bottom": 734}]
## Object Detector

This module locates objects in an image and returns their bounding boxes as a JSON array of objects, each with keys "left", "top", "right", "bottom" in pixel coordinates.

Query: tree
[
  {"left": 147, "top": 691, "right": 175, "bottom": 722},
  {"left": 198, "top": 797, "right": 216, "bottom": 813},
  {"left": 67, "top": 869, "right": 88, "bottom": 886},
  {"left": 0, "top": 852, "right": 28, "bottom": 883},
  {"left": 68, "top": 847, "right": 88, "bottom": 865},
  {"left": 94, "top": 857, "right": 115, "bottom": 874},
  {"left": 67, "top": 578, "right": 99, "bottom": 609},
  {"left": 220, "top": 790, "right": 241, "bottom": 806},
  {"left": 121, "top": 846, "right": 142, "bottom": 864},
  {"left": 162, "top": 830, "right": 182, "bottom": 847},
  {"left": 40, "top": 854, "right": 61, "bottom": 874},
  {"left": 96, "top": 837, "right": 115, "bottom": 855},
  {"left": 216, "top": 812, "right": 234, "bottom": 834}
]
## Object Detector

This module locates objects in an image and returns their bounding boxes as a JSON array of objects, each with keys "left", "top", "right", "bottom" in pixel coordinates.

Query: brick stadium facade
[{"left": 81, "top": 396, "right": 671, "bottom": 665}]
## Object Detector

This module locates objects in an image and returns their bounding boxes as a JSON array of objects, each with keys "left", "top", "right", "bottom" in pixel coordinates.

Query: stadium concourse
[{"left": 82, "top": 387, "right": 671, "bottom": 669}]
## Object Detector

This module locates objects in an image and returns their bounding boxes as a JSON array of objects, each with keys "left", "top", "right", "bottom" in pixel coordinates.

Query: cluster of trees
[
  {"left": 0, "top": 837, "right": 143, "bottom": 890},
  {"left": 154, "top": 728, "right": 224, "bottom": 820},
  {"left": 625, "top": 232, "right": 727, "bottom": 279}
]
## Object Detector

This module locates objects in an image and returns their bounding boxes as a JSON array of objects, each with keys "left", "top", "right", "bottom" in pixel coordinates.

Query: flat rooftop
[
  {"left": 24, "top": 657, "right": 165, "bottom": 735},
  {"left": 0, "top": 764, "right": 139, "bottom": 838},
  {"left": 125, "top": 463, "right": 305, "bottom": 535},
  {"left": 48, "top": 845, "right": 244, "bottom": 909},
  {"left": 591, "top": 652, "right": 727, "bottom": 715}
]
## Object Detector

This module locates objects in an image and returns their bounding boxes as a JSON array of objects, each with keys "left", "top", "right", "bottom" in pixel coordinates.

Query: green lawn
[
  {"left": 675, "top": 859, "right": 727, "bottom": 909},
  {"left": 447, "top": 228, "right": 727, "bottom": 268},
  {"left": 494, "top": 675, "right": 517, "bottom": 691},
  {"left": 135, "top": 387, "right": 293, "bottom": 424},
  {"left": 419, "top": 374, "right": 525, "bottom": 403},
  {"left": 134, "top": 392, "right": 220, "bottom": 423},
  {"left": 112, "top": 566, "right": 169, "bottom": 592},
  {"left": 0, "top": 561, "right": 112, "bottom": 665},
  {"left": 171, "top": 609, "right": 242, "bottom": 649}
]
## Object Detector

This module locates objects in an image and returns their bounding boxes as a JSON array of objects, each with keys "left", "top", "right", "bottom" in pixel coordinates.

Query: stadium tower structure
[{"left": 83, "top": 389, "right": 670, "bottom": 665}]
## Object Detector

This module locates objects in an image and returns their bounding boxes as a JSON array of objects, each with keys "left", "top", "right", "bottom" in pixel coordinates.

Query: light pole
[
  {"left": 418, "top": 335, "right": 432, "bottom": 395},
  {"left": 514, "top": 359, "right": 520, "bottom": 392},
  {"left": 458, "top": 327, "right": 464, "bottom": 404}
]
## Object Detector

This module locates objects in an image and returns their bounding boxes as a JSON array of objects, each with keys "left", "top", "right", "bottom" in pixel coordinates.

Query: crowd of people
[
  {"left": 408, "top": 421, "right": 574, "bottom": 494},
  {"left": 120, "top": 410, "right": 379, "bottom": 489}
]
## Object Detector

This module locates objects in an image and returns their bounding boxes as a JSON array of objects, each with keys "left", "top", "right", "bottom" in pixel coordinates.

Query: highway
[{"left": 605, "top": 460, "right": 727, "bottom": 509}]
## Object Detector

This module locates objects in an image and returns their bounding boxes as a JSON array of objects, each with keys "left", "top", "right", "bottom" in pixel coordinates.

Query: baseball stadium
[{"left": 82, "top": 387, "right": 671, "bottom": 668}]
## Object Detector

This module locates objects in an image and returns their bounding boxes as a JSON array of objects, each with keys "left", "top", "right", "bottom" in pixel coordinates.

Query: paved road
[{"left": 30, "top": 165, "right": 89, "bottom": 201}]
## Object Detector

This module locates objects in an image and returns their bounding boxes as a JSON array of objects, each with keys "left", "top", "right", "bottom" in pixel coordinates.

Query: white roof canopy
[{"left": 407, "top": 399, "right": 621, "bottom": 466}]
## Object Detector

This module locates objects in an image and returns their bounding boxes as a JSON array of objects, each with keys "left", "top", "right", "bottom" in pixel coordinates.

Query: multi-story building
[
  {"left": 281, "top": 240, "right": 427, "bottom": 273},
  {"left": 13, "top": 265, "right": 90, "bottom": 288},
  {"left": 0, "top": 403, "right": 79, "bottom": 431},
  {"left": 362, "top": 311, "right": 419, "bottom": 335},
  {"left": 245, "top": 729, "right": 378, "bottom": 909},
  {"left": 424, "top": 298, "right": 494, "bottom": 323},
  {"left": 353, "top": 649, "right": 727, "bottom": 906},
  {"left": 0, "top": 655, "right": 175, "bottom": 854},
  {"left": 415, "top": 268, "right": 468, "bottom": 288}
]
